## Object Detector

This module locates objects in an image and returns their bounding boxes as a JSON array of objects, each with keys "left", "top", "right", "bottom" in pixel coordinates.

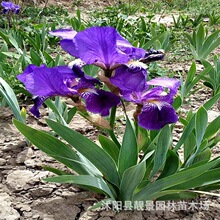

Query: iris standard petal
[
  {"left": 74, "top": 26, "right": 129, "bottom": 69},
  {"left": 1, "top": 1, "right": 13, "bottom": 9},
  {"left": 49, "top": 29, "right": 77, "bottom": 40},
  {"left": 68, "top": 62, "right": 101, "bottom": 89},
  {"left": 1, "top": 1, "right": 20, "bottom": 13},
  {"left": 116, "top": 32, "right": 146, "bottom": 59},
  {"left": 82, "top": 90, "right": 121, "bottom": 116},
  {"left": 146, "top": 78, "right": 180, "bottom": 103},
  {"left": 147, "top": 77, "right": 180, "bottom": 94},
  {"left": 138, "top": 102, "right": 178, "bottom": 130},
  {"left": 141, "top": 87, "right": 169, "bottom": 102},
  {"left": 110, "top": 63, "right": 147, "bottom": 92},
  {"left": 60, "top": 39, "right": 79, "bottom": 57},
  {"left": 49, "top": 28, "right": 79, "bottom": 57}
]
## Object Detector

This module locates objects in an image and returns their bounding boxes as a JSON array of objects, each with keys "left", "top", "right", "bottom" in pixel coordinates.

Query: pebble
[
  {"left": 0, "top": 158, "right": 6, "bottom": 166},
  {"left": 29, "top": 187, "right": 54, "bottom": 198},
  {"left": 32, "top": 214, "right": 41, "bottom": 219},
  {"left": 2, "top": 143, "right": 21, "bottom": 152},
  {"left": 6, "top": 170, "right": 35, "bottom": 191},
  {"left": 0, "top": 192, "right": 20, "bottom": 220},
  {"left": 24, "top": 158, "right": 38, "bottom": 168},
  {"left": 23, "top": 211, "right": 33, "bottom": 218},
  {"left": 16, "top": 148, "right": 34, "bottom": 164},
  {"left": 14, "top": 203, "right": 31, "bottom": 212},
  {"left": 80, "top": 210, "right": 99, "bottom": 220}
]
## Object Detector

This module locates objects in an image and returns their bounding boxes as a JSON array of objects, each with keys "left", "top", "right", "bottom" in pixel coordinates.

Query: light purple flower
[
  {"left": 50, "top": 26, "right": 146, "bottom": 71},
  {"left": 17, "top": 64, "right": 120, "bottom": 117},
  {"left": 1, "top": 1, "right": 20, "bottom": 14},
  {"left": 123, "top": 78, "right": 180, "bottom": 130}
]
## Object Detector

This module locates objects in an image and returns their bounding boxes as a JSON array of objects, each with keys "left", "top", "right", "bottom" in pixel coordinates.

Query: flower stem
[{"left": 108, "top": 106, "right": 121, "bottom": 149}]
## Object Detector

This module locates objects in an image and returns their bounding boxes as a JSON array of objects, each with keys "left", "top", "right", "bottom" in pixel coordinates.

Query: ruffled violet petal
[
  {"left": 17, "top": 64, "right": 46, "bottom": 84},
  {"left": 116, "top": 33, "right": 146, "bottom": 59},
  {"left": 60, "top": 39, "right": 79, "bottom": 57},
  {"left": 29, "top": 96, "right": 48, "bottom": 118},
  {"left": 82, "top": 90, "right": 121, "bottom": 116},
  {"left": 50, "top": 28, "right": 78, "bottom": 57},
  {"left": 147, "top": 77, "right": 180, "bottom": 94},
  {"left": 141, "top": 87, "right": 171, "bottom": 103},
  {"left": 17, "top": 65, "right": 78, "bottom": 97},
  {"left": 1, "top": 1, "right": 13, "bottom": 9},
  {"left": 138, "top": 102, "right": 178, "bottom": 130},
  {"left": 49, "top": 29, "right": 77, "bottom": 40},
  {"left": 74, "top": 26, "right": 129, "bottom": 69},
  {"left": 13, "top": 4, "right": 20, "bottom": 13},
  {"left": 1, "top": 1, "right": 20, "bottom": 13},
  {"left": 110, "top": 62, "right": 147, "bottom": 93}
]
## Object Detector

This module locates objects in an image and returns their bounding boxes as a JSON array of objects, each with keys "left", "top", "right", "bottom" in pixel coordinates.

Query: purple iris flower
[
  {"left": 50, "top": 26, "right": 146, "bottom": 73},
  {"left": 123, "top": 78, "right": 180, "bottom": 130},
  {"left": 1, "top": 1, "right": 20, "bottom": 14},
  {"left": 17, "top": 64, "right": 120, "bottom": 118}
]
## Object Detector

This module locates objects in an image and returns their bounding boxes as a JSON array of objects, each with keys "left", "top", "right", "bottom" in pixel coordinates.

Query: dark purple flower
[
  {"left": 17, "top": 64, "right": 120, "bottom": 117},
  {"left": 50, "top": 26, "right": 146, "bottom": 71},
  {"left": 1, "top": 1, "right": 20, "bottom": 14},
  {"left": 123, "top": 78, "right": 180, "bottom": 130}
]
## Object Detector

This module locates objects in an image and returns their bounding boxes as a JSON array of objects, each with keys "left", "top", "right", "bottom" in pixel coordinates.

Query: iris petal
[
  {"left": 49, "top": 29, "right": 77, "bottom": 40},
  {"left": 138, "top": 102, "right": 178, "bottom": 130},
  {"left": 82, "top": 90, "right": 121, "bottom": 116},
  {"left": 17, "top": 65, "right": 78, "bottom": 97},
  {"left": 110, "top": 64, "right": 147, "bottom": 92},
  {"left": 29, "top": 96, "right": 48, "bottom": 118},
  {"left": 51, "top": 26, "right": 146, "bottom": 69},
  {"left": 147, "top": 77, "right": 180, "bottom": 94},
  {"left": 116, "top": 33, "right": 145, "bottom": 59},
  {"left": 17, "top": 64, "right": 46, "bottom": 84},
  {"left": 74, "top": 26, "right": 129, "bottom": 69},
  {"left": 60, "top": 39, "right": 79, "bottom": 57}
]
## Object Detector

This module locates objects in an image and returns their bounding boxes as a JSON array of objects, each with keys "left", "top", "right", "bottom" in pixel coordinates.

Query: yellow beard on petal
[{"left": 147, "top": 100, "right": 163, "bottom": 111}]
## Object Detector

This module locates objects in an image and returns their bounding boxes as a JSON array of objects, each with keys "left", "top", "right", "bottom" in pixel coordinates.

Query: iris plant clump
[
  {"left": 17, "top": 26, "right": 180, "bottom": 130},
  {"left": 14, "top": 25, "right": 220, "bottom": 208}
]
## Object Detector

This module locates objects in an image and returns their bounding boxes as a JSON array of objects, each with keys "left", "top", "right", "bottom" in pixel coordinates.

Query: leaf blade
[{"left": 46, "top": 119, "right": 120, "bottom": 187}]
